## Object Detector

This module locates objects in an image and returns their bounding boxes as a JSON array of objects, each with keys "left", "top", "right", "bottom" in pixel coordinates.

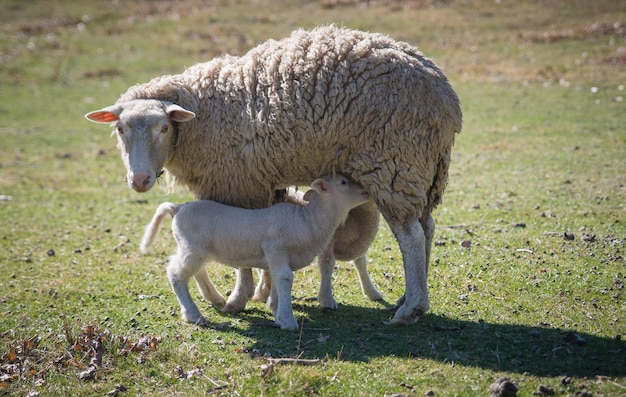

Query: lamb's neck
[{"left": 299, "top": 198, "right": 347, "bottom": 249}]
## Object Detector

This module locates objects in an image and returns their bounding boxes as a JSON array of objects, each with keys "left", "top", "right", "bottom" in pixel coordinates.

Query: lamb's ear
[
  {"left": 85, "top": 105, "right": 121, "bottom": 124},
  {"left": 166, "top": 104, "right": 195, "bottom": 122},
  {"left": 310, "top": 178, "right": 331, "bottom": 196}
]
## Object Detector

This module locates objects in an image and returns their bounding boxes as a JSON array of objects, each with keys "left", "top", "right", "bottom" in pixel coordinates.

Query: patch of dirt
[
  {"left": 319, "top": 0, "right": 454, "bottom": 9},
  {"left": 521, "top": 21, "right": 625, "bottom": 43}
]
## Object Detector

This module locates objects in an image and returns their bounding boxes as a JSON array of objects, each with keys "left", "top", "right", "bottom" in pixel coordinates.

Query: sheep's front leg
[
  {"left": 193, "top": 267, "right": 226, "bottom": 306},
  {"left": 317, "top": 245, "right": 338, "bottom": 310},
  {"left": 167, "top": 253, "right": 208, "bottom": 326},
  {"left": 268, "top": 263, "right": 298, "bottom": 331},
  {"left": 353, "top": 255, "right": 383, "bottom": 301},
  {"left": 387, "top": 218, "right": 429, "bottom": 325},
  {"left": 222, "top": 268, "right": 254, "bottom": 313}
]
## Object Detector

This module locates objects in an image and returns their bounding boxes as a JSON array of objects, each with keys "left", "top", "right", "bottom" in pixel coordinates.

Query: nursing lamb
[
  {"left": 85, "top": 25, "right": 462, "bottom": 325},
  {"left": 140, "top": 174, "right": 370, "bottom": 330}
]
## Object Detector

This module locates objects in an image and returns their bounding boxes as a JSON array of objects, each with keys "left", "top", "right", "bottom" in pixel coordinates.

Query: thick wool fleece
[{"left": 118, "top": 25, "right": 462, "bottom": 223}]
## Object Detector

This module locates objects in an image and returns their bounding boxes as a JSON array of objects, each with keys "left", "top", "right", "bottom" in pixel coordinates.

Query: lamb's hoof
[
  {"left": 252, "top": 285, "right": 270, "bottom": 303},
  {"left": 183, "top": 314, "right": 208, "bottom": 327},
  {"left": 365, "top": 290, "right": 384, "bottom": 302},
  {"left": 384, "top": 305, "right": 425, "bottom": 326},
  {"left": 221, "top": 302, "right": 245, "bottom": 313},
  {"left": 251, "top": 292, "right": 269, "bottom": 303},
  {"left": 222, "top": 294, "right": 247, "bottom": 313}
]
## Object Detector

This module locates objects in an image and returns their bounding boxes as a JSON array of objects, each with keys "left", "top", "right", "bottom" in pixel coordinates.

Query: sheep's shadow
[{"left": 206, "top": 299, "right": 625, "bottom": 378}]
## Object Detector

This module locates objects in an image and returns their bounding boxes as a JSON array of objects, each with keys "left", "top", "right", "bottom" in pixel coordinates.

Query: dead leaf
[{"left": 261, "top": 363, "right": 274, "bottom": 378}]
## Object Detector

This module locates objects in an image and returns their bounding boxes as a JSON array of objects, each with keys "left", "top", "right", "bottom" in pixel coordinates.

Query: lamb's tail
[{"left": 139, "top": 202, "right": 181, "bottom": 254}]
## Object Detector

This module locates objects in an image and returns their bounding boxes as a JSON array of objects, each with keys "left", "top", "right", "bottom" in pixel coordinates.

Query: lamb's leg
[
  {"left": 193, "top": 267, "right": 226, "bottom": 306},
  {"left": 252, "top": 269, "right": 272, "bottom": 302},
  {"left": 353, "top": 255, "right": 383, "bottom": 301},
  {"left": 387, "top": 218, "right": 429, "bottom": 325},
  {"left": 317, "top": 245, "right": 338, "bottom": 311},
  {"left": 222, "top": 268, "right": 254, "bottom": 313},
  {"left": 268, "top": 262, "right": 298, "bottom": 331},
  {"left": 167, "top": 253, "right": 208, "bottom": 326}
]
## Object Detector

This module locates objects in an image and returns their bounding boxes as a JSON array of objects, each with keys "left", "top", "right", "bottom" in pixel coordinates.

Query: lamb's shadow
[{"left": 211, "top": 300, "right": 625, "bottom": 378}]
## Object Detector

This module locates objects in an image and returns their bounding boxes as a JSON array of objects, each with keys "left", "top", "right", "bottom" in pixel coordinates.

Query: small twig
[
  {"left": 296, "top": 317, "right": 305, "bottom": 353},
  {"left": 438, "top": 225, "right": 469, "bottom": 229},
  {"left": 608, "top": 380, "right": 626, "bottom": 390},
  {"left": 268, "top": 358, "right": 322, "bottom": 366},
  {"left": 516, "top": 248, "right": 533, "bottom": 253}
]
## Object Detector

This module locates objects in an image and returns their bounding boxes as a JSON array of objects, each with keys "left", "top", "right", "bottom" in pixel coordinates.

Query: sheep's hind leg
[
  {"left": 252, "top": 269, "right": 272, "bottom": 303},
  {"left": 387, "top": 213, "right": 435, "bottom": 310},
  {"left": 386, "top": 218, "right": 430, "bottom": 325},
  {"left": 222, "top": 268, "right": 255, "bottom": 313},
  {"left": 353, "top": 255, "right": 383, "bottom": 301},
  {"left": 167, "top": 254, "right": 208, "bottom": 326},
  {"left": 193, "top": 267, "right": 226, "bottom": 307}
]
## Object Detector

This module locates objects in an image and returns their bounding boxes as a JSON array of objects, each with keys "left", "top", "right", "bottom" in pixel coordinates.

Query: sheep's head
[{"left": 85, "top": 99, "right": 195, "bottom": 193}]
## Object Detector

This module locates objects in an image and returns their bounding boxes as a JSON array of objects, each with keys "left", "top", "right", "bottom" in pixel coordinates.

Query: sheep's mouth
[{"left": 156, "top": 170, "right": 164, "bottom": 179}]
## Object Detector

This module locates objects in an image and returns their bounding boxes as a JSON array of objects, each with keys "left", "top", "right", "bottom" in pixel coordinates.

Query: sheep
[
  {"left": 85, "top": 25, "right": 462, "bottom": 325},
  {"left": 253, "top": 188, "right": 382, "bottom": 311},
  {"left": 140, "top": 174, "right": 371, "bottom": 330}
]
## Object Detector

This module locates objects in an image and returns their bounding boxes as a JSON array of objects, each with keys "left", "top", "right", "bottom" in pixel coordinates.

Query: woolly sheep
[
  {"left": 140, "top": 174, "right": 371, "bottom": 330},
  {"left": 85, "top": 25, "right": 462, "bottom": 325}
]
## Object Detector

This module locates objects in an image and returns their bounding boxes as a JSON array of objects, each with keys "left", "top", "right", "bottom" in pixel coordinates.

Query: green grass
[{"left": 1, "top": 0, "right": 625, "bottom": 396}]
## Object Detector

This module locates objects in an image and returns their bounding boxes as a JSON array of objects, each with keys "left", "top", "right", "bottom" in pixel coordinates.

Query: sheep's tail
[{"left": 139, "top": 202, "right": 181, "bottom": 254}]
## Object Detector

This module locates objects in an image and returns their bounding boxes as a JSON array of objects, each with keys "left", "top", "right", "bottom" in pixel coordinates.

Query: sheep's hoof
[
  {"left": 319, "top": 304, "right": 338, "bottom": 312},
  {"left": 276, "top": 321, "right": 299, "bottom": 331}
]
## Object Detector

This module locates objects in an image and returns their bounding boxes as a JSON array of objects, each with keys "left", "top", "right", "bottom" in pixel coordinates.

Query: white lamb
[
  {"left": 140, "top": 174, "right": 371, "bottom": 330},
  {"left": 86, "top": 26, "right": 462, "bottom": 325}
]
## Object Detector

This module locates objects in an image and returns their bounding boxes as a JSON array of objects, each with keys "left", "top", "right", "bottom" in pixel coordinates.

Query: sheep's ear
[
  {"left": 85, "top": 105, "right": 120, "bottom": 124},
  {"left": 310, "top": 178, "right": 330, "bottom": 196},
  {"left": 166, "top": 104, "right": 195, "bottom": 122}
]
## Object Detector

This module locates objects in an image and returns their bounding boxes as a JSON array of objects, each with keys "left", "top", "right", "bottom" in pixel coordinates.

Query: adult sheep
[{"left": 85, "top": 25, "right": 462, "bottom": 325}]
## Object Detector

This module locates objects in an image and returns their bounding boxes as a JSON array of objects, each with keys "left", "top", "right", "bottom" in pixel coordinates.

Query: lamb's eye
[
  {"left": 160, "top": 125, "right": 169, "bottom": 134},
  {"left": 116, "top": 127, "right": 124, "bottom": 135}
]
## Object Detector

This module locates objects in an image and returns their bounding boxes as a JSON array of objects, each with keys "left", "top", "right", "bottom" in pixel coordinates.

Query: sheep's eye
[
  {"left": 160, "top": 125, "right": 169, "bottom": 134},
  {"left": 116, "top": 127, "right": 124, "bottom": 135}
]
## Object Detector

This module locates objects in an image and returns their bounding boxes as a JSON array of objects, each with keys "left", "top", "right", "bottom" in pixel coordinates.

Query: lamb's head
[
  {"left": 309, "top": 174, "right": 371, "bottom": 219},
  {"left": 85, "top": 99, "right": 195, "bottom": 193}
]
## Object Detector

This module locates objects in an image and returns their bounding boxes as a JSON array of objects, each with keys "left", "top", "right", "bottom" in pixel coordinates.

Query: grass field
[{"left": 1, "top": 0, "right": 625, "bottom": 396}]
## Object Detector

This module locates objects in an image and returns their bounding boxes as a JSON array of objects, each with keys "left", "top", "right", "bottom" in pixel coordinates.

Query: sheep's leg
[
  {"left": 222, "top": 268, "right": 254, "bottom": 313},
  {"left": 388, "top": 213, "right": 435, "bottom": 311},
  {"left": 422, "top": 213, "right": 435, "bottom": 277},
  {"left": 353, "top": 255, "right": 383, "bottom": 301},
  {"left": 317, "top": 245, "right": 338, "bottom": 311},
  {"left": 167, "top": 253, "right": 208, "bottom": 326},
  {"left": 193, "top": 267, "right": 226, "bottom": 306},
  {"left": 387, "top": 219, "right": 429, "bottom": 325},
  {"left": 268, "top": 261, "right": 298, "bottom": 331},
  {"left": 252, "top": 269, "right": 272, "bottom": 302}
]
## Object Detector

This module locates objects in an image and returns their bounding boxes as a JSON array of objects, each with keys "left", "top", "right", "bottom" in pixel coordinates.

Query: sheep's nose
[{"left": 129, "top": 172, "right": 152, "bottom": 191}]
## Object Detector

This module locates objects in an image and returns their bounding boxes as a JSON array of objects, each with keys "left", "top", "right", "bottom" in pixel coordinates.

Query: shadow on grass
[{"left": 210, "top": 300, "right": 625, "bottom": 378}]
